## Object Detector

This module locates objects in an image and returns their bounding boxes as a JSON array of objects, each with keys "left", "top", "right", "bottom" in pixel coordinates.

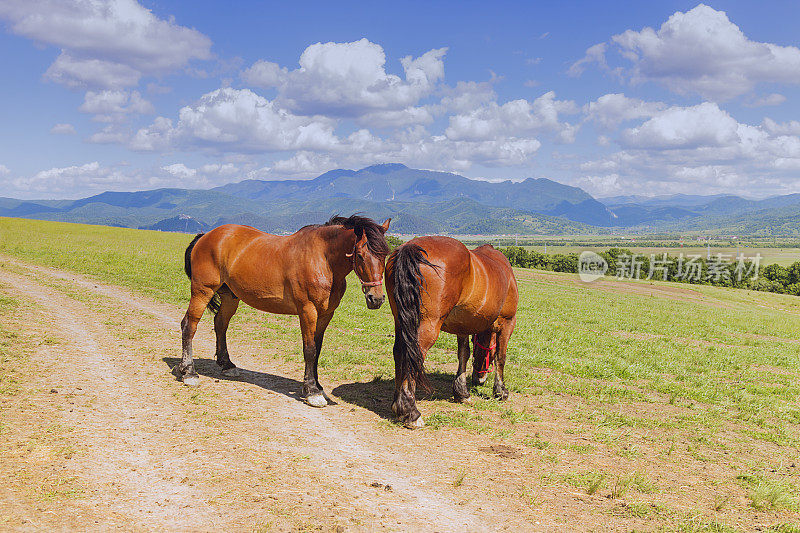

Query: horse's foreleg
[
  {"left": 179, "top": 290, "right": 214, "bottom": 386},
  {"left": 453, "top": 335, "right": 471, "bottom": 402},
  {"left": 214, "top": 291, "right": 240, "bottom": 377},
  {"left": 312, "top": 312, "right": 334, "bottom": 392},
  {"left": 493, "top": 318, "right": 516, "bottom": 400},
  {"left": 299, "top": 305, "right": 326, "bottom": 407}
]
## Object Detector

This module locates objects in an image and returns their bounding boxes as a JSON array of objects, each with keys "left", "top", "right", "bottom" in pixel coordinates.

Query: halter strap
[
  {"left": 475, "top": 339, "right": 496, "bottom": 376},
  {"left": 346, "top": 250, "right": 383, "bottom": 289}
]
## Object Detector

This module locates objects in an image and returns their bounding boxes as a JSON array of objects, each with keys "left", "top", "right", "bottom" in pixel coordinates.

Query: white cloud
[
  {"left": 50, "top": 123, "right": 76, "bottom": 135},
  {"left": 747, "top": 93, "right": 786, "bottom": 107},
  {"left": 571, "top": 4, "right": 800, "bottom": 100},
  {"left": 131, "top": 88, "right": 339, "bottom": 152},
  {"left": 620, "top": 102, "right": 739, "bottom": 149},
  {"left": 583, "top": 93, "right": 665, "bottom": 129},
  {"left": 763, "top": 118, "right": 800, "bottom": 136},
  {"left": 0, "top": 0, "right": 212, "bottom": 89},
  {"left": 445, "top": 91, "right": 578, "bottom": 143},
  {"left": 161, "top": 163, "right": 196, "bottom": 179},
  {"left": 242, "top": 39, "right": 447, "bottom": 120},
  {"left": 577, "top": 173, "right": 624, "bottom": 197},
  {"left": 79, "top": 90, "right": 154, "bottom": 121},
  {"left": 0, "top": 164, "right": 10, "bottom": 176},
  {"left": 568, "top": 43, "right": 607, "bottom": 77},
  {"left": 575, "top": 102, "right": 800, "bottom": 197}
]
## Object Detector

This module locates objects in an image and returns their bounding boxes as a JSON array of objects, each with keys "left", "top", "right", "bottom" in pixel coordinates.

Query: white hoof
[
  {"left": 306, "top": 394, "right": 327, "bottom": 408},
  {"left": 407, "top": 416, "right": 425, "bottom": 429},
  {"left": 183, "top": 375, "right": 200, "bottom": 387},
  {"left": 221, "top": 367, "right": 240, "bottom": 378}
]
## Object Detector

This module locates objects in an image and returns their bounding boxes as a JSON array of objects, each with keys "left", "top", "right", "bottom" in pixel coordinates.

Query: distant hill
[
  {"left": 4, "top": 163, "right": 800, "bottom": 235},
  {"left": 214, "top": 163, "right": 617, "bottom": 226}
]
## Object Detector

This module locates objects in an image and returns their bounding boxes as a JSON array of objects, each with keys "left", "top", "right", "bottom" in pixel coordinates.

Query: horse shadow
[
  {"left": 331, "top": 370, "right": 460, "bottom": 420},
  {"left": 161, "top": 357, "right": 321, "bottom": 404}
]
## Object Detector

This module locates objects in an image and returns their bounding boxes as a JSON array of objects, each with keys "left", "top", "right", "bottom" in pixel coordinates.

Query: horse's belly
[
  {"left": 243, "top": 296, "right": 298, "bottom": 315},
  {"left": 228, "top": 282, "right": 298, "bottom": 315},
  {"left": 441, "top": 305, "right": 494, "bottom": 335}
]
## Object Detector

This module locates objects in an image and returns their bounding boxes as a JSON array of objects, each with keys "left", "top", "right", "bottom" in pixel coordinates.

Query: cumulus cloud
[
  {"left": 445, "top": 91, "right": 578, "bottom": 143},
  {"left": 571, "top": 4, "right": 800, "bottom": 100},
  {"left": 583, "top": 94, "right": 665, "bottom": 129},
  {"left": 131, "top": 87, "right": 338, "bottom": 152},
  {"left": 576, "top": 101, "right": 800, "bottom": 196},
  {"left": 0, "top": 164, "right": 10, "bottom": 176},
  {"left": 50, "top": 123, "right": 76, "bottom": 135},
  {"left": 8, "top": 160, "right": 245, "bottom": 198},
  {"left": 762, "top": 118, "right": 800, "bottom": 136},
  {"left": 620, "top": 102, "right": 740, "bottom": 149},
  {"left": 0, "top": 0, "right": 212, "bottom": 89},
  {"left": 747, "top": 93, "right": 787, "bottom": 107},
  {"left": 79, "top": 90, "right": 154, "bottom": 121},
  {"left": 241, "top": 39, "right": 447, "bottom": 120}
]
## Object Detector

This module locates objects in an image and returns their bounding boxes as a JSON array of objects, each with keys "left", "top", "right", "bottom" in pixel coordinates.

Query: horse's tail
[
  {"left": 390, "top": 243, "right": 437, "bottom": 392},
  {"left": 184, "top": 233, "right": 204, "bottom": 279},
  {"left": 183, "top": 233, "right": 221, "bottom": 314}
]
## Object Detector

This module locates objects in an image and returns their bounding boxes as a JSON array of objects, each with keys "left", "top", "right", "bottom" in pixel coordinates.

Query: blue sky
[{"left": 2, "top": 1, "right": 800, "bottom": 200}]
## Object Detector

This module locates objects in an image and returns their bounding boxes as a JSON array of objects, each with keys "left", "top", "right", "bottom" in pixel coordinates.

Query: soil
[{"left": 0, "top": 257, "right": 797, "bottom": 532}]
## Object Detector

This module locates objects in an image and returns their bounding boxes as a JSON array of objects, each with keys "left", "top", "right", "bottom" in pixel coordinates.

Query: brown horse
[
  {"left": 179, "top": 215, "right": 391, "bottom": 407},
  {"left": 385, "top": 236, "right": 518, "bottom": 428}
]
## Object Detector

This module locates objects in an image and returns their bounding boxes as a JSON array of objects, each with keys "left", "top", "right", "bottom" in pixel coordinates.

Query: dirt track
[
  {"left": 0, "top": 258, "right": 551, "bottom": 532},
  {"left": 3, "top": 257, "right": 797, "bottom": 532}
]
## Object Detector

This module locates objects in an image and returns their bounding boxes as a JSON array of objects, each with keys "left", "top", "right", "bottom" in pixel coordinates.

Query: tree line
[{"left": 498, "top": 246, "right": 800, "bottom": 296}]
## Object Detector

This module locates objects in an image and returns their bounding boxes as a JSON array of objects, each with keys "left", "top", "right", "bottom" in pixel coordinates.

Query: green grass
[{"left": 3, "top": 217, "right": 800, "bottom": 530}]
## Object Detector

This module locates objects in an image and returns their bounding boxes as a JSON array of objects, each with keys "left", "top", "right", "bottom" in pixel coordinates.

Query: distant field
[
  {"left": 1, "top": 216, "right": 799, "bottom": 531},
  {"left": 518, "top": 245, "right": 800, "bottom": 266}
]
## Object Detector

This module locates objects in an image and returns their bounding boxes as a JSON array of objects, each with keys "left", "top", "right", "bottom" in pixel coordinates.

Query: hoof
[
  {"left": 454, "top": 395, "right": 472, "bottom": 404},
  {"left": 405, "top": 416, "right": 425, "bottom": 429},
  {"left": 494, "top": 389, "right": 509, "bottom": 401},
  {"left": 305, "top": 393, "right": 327, "bottom": 408},
  {"left": 221, "top": 367, "right": 240, "bottom": 378},
  {"left": 183, "top": 374, "right": 200, "bottom": 387},
  {"left": 473, "top": 374, "right": 488, "bottom": 386}
]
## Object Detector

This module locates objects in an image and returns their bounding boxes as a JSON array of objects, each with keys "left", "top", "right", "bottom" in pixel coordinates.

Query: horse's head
[
  {"left": 472, "top": 331, "right": 496, "bottom": 385},
  {"left": 352, "top": 218, "right": 391, "bottom": 309}
]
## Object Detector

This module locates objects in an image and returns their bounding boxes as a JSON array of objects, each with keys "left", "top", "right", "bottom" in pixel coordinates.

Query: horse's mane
[{"left": 324, "top": 214, "right": 389, "bottom": 257}]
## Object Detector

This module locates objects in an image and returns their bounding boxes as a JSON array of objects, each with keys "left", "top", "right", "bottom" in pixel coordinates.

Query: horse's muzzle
[{"left": 365, "top": 293, "right": 385, "bottom": 309}]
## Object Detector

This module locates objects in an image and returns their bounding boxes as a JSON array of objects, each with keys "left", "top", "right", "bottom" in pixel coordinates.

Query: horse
[
  {"left": 178, "top": 215, "right": 391, "bottom": 408},
  {"left": 385, "top": 236, "right": 518, "bottom": 428}
]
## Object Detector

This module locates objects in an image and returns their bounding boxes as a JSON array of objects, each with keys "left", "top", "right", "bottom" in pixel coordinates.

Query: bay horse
[
  {"left": 386, "top": 236, "right": 518, "bottom": 428},
  {"left": 179, "top": 215, "right": 391, "bottom": 408}
]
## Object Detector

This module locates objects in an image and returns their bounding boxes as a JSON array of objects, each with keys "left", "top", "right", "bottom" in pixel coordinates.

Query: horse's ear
[{"left": 380, "top": 218, "right": 391, "bottom": 233}]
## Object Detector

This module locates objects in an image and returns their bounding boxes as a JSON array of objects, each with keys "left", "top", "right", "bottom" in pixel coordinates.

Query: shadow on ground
[
  {"left": 162, "top": 357, "right": 324, "bottom": 404},
  {"left": 332, "top": 370, "right": 463, "bottom": 420}
]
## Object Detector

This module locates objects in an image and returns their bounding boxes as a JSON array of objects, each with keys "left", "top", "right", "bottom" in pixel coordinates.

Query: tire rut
[{"left": 0, "top": 257, "right": 496, "bottom": 532}]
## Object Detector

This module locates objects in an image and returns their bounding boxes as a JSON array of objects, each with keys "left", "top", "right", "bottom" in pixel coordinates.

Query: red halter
[
  {"left": 475, "top": 339, "right": 496, "bottom": 376},
  {"left": 345, "top": 250, "right": 383, "bottom": 289}
]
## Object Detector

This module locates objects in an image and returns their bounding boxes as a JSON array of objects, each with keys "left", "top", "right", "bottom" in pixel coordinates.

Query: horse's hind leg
[
  {"left": 214, "top": 288, "right": 240, "bottom": 377},
  {"left": 179, "top": 287, "right": 215, "bottom": 386},
  {"left": 493, "top": 317, "right": 516, "bottom": 400},
  {"left": 453, "top": 335, "right": 471, "bottom": 403}
]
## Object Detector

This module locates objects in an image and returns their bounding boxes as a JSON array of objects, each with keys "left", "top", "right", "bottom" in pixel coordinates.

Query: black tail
[
  {"left": 390, "top": 243, "right": 437, "bottom": 392},
  {"left": 184, "top": 233, "right": 204, "bottom": 279},
  {"left": 183, "top": 233, "right": 221, "bottom": 314}
]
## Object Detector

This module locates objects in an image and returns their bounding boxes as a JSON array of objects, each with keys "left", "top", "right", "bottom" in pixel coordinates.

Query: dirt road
[{"left": 0, "top": 258, "right": 560, "bottom": 532}]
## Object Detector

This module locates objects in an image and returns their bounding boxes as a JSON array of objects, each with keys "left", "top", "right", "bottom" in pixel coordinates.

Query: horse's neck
[{"left": 320, "top": 226, "right": 356, "bottom": 277}]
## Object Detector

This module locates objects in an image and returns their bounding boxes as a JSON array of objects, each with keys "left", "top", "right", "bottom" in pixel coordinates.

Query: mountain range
[{"left": 2, "top": 163, "right": 800, "bottom": 235}]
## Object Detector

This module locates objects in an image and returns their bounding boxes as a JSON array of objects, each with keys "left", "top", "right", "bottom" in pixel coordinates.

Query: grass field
[{"left": 1, "top": 216, "right": 800, "bottom": 531}]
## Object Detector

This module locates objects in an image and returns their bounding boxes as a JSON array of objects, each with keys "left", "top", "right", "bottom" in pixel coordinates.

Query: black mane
[{"left": 325, "top": 214, "right": 389, "bottom": 257}]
